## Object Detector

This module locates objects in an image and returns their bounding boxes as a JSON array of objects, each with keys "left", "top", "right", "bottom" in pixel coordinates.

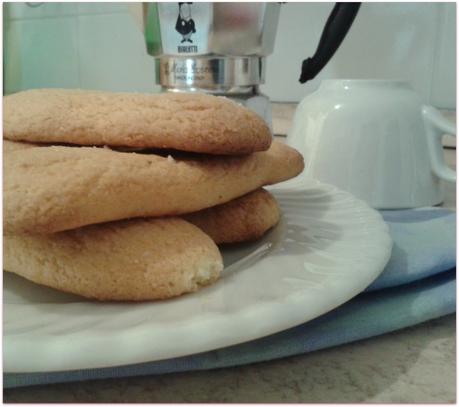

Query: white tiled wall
[
  {"left": 3, "top": 2, "right": 456, "bottom": 109},
  {"left": 4, "top": 16, "right": 80, "bottom": 90},
  {"left": 4, "top": 2, "right": 157, "bottom": 94},
  {"left": 430, "top": 3, "right": 456, "bottom": 108},
  {"left": 265, "top": 2, "right": 456, "bottom": 108},
  {"left": 77, "top": 13, "right": 156, "bottom": 92}
]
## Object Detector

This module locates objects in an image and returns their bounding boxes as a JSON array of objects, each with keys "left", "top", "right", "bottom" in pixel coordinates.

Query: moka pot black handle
[{"left": 299, "top": 3, "right": 361, "bottom": 84}]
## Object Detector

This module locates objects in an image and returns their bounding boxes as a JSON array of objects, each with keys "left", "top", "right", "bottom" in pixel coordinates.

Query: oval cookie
[
  {"left": 4, "top": 141, "right": 303, "bottom": 234},
  {"left": 185, "top": 188, "right": 280, "bottom": 244},
  {"left": 4, "top": 218, "right": 223, "bottom": 301},
  {"left": 3, "top": 89, "right": 272, "bottom": 155}
]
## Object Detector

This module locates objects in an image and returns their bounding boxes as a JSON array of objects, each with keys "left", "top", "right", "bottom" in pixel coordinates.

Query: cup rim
[{"left": 319, "top": 79, "right": 412, "bottom": 90}]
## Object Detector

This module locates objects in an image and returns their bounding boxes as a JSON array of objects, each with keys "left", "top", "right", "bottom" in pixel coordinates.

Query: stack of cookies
[{"left": 3, "top": 89, "right": 304, "bottom": 301}]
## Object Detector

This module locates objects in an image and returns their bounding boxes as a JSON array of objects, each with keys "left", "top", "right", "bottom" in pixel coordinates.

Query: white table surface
[{"left": 4, "top": 104, "right": 456, "bottom": 403}]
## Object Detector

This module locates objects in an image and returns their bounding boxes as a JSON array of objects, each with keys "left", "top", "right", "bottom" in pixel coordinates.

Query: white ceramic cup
[{"left": 287, "top": 79, "right": 456, "bottom": 209}]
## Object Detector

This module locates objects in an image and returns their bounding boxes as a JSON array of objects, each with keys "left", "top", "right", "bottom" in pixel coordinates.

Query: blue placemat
[{"left": 4, "top": 208, "right": 456, "bottom": 388}]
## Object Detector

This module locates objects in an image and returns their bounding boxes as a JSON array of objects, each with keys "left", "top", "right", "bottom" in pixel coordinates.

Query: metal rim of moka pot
[{"left": 156, "top": 56, "right": 265, "bottom": 94}]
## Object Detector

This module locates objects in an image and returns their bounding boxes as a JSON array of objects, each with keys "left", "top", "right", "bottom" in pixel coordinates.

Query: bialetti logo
[
  {"left": 178, "top": 45, "right": 198, "bottom": 53},
  {"left": 175, "top": 2, "right": 198, "bottom": 53}
]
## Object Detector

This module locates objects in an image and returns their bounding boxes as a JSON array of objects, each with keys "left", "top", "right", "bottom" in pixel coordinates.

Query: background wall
[{"left": 3, "top": 2, "right": 456, "bottom": 109}]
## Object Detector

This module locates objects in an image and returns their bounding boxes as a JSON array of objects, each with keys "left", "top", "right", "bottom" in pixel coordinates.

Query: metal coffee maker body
[
  {"left": 141, "top": 2, "right": 361, "bottom": 128},
  {"left": 143, "top": 2, "right": 280, "bottom": 127}
]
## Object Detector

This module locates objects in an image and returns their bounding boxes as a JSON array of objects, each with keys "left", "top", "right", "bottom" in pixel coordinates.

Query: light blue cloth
[
  {"left": 368, "top": 208, "right": 456, "bottom": 291},
  {"left": 4, "top": 208, "right": 456, "bottom": 388}
]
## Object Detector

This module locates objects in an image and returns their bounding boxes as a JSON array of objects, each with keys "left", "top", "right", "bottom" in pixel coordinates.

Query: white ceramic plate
[{"left": 3, "top": 180, "right": 392, "bottom": 373}]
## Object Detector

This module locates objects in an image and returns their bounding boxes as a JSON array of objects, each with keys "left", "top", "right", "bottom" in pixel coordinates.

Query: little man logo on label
[{"left": 175, "top": 2, "right": 198, "bottom": 53}]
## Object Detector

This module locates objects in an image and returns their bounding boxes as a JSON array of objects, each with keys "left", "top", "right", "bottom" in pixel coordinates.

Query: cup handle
[{"left": 422, "top": 105, "right": 456, "bottom": 183}]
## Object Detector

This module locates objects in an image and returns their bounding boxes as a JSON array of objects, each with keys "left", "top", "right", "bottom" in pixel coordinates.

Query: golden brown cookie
[
  {"left": 185, "top": 189, "right": 280, "bottom": 244},
  {"left": 3, "top": 89, "right": 272, "bottom": 155},
  {"left": 4, "top": 141, "right": 303, "bottom": 234},
  {"left": 3, "top": 189, "right": 279, "bottom": 300},
  {"left": 4, "top": 218, "right": 223, "bottom": 301}
]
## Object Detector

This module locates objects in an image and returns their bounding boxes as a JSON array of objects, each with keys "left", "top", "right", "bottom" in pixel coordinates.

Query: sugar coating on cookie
[{"left": 3, "top": 89, "right": 272, "bottom": 155}]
